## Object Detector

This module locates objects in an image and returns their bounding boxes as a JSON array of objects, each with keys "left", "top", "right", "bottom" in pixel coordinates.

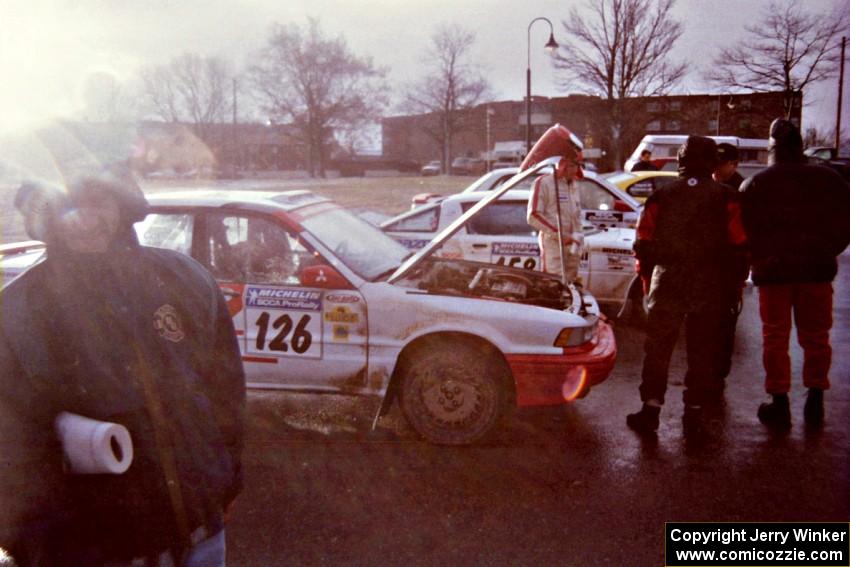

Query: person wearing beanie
[
  {"left": 708, "top": 142, "right": 749, "bottom": 403},
  {"left": 0, "top": 166, "right": 246, "bottom": 565},
  {"left": 740, "top": 118, "right": 850, "bottom": 429},
  {"left": 714, "top": 143, "right": 744, "bottom": 190},
  {"left": 627, "top": 136, "right": 747, "bottom": 435}
]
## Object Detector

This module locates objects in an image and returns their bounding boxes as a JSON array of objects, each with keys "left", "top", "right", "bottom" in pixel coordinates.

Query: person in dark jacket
[
  {"left": 631, "top": 149, "right": 659, "bottom": 172},
  {"left": 713, "top": 143, "right": 745, "bottom": 190},
  {"left": 0, "top": 167, "right": 246, "bottom": 565},
  {"left": 740, "top": 119, "right": 850, "bottom": 429},
  {"left": 709, "top": 143, "right": 749, "bottom": 402},
  {"left": 627, "top": 136, "right": 746, "bottom": 434}
]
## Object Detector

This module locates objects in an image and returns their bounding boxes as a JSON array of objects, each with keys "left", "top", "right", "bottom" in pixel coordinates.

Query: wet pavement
[{"left": 228, "top": 250, "right": 850, "bottom": 566}]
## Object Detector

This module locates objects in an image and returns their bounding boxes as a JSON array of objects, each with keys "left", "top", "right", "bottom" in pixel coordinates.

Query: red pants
[{"left": 758, "top": 283, "right": 833, "bottom": 394}]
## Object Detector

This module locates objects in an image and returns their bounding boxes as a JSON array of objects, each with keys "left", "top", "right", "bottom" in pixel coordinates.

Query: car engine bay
[{"left": 397, "top": 258, "right": 574, "bottom": 310}]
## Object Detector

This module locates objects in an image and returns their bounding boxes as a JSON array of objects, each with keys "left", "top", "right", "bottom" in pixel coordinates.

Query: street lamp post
[
  {"left": 526, "top": 17, "right": 559, "bottom": 153},
  {"left": 715, "top": 95, "right": 736, "bottom": 136}
]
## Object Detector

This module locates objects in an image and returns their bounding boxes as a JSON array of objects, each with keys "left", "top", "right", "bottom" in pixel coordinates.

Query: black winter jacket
[
  {"left": 634, "top": 136, "right": 747, "bottom": 311},
  {"left": 0, "top": 238, "right": 246, "bottom": 560},
  {"left": 740, "top": 126, "right": 850, "bottom": 285}
]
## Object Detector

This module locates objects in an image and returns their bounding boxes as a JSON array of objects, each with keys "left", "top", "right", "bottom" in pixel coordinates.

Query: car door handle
[{"left": 472, "top": 244, "right": 488, "bottom": 249}]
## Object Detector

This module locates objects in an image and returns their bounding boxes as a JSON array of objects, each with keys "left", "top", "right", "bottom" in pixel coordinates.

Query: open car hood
[{"left": 388, "top": 156, "right": 560, "bottom": 283}]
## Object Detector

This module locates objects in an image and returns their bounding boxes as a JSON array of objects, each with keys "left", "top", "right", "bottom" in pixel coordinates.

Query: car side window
[
  {"left": 206, "top": 213, "right": 309, "bottom": 285},
  {"left": 383, "top": 206, "right": 440, "bottom": 232},
  {"left": 653, "top": 176, "right": 677, "bottom": 190},
  {"left": 460, "top": 202, "right": 536, "bottom": 236},
  {"left": 135, "top": 213, "right": 194, "bottom": 255},
  {"left": 628, "top": 180, "right": 654, "bottom": 198},
  {"left": 576, "top": 179, "right": 616, "bottom": 211}
]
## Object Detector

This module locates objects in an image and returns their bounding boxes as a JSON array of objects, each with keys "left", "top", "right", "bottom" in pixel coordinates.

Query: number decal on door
[
  {"left": 495, "top": 256, "right": 538, "bottom": 270},
  {"left": 250, "top": 311, "right": 318, "bottom": 356},
  {"left": 491, "top": 242, "right": 540, "bottom": 271},
  {"left": 244, "top": 286, "right": 323, "bottom": 358}
]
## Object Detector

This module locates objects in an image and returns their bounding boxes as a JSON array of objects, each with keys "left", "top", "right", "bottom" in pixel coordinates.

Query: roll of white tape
[{"left": 54, "top": 412, "right": 134, "bottom": 474}]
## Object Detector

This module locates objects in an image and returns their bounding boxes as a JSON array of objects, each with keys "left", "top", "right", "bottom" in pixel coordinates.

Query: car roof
[
  {"left": 146, "top": 189, "right": 330, "bottom": 212},
  {"left": 470, "top": 166, "right": 642, "bottom": 209},
  {"left": 627, "top": 171, "right": 678, "bottom": 180},
  {"left": 444, "top": 188, "right": 532, "bottom": 203}
]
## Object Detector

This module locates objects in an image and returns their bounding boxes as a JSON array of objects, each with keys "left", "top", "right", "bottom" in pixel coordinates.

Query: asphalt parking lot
[{"left": 226, "top": 251, "right": 850, "bottom": 566}]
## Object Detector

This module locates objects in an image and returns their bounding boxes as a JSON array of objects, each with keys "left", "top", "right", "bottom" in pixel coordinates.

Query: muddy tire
[{"left": 399, "top": 336, "right": 509, "bottom": 445}]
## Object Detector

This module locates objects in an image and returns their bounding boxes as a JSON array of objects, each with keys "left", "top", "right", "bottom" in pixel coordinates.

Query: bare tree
[
  {"left": 804, "top": 125, "right": 849, "bottom": 150},
  {"left": 140, "top": 53, "right": 233, "bottom": 141},
  {"left": 706, "top": 0, "right": 848, "bottom": 118},
  {"left": 249, "top": 19, "right": 387, "bottom": 177},
  {"left": 80, "top": 72, "right": 139, "bottom": 123},
  {"left": 552, "top": 0, "right": 686, "bottom": 166},
  {"left": 400, "top": 24, "right": 491, "bottom": 171}
]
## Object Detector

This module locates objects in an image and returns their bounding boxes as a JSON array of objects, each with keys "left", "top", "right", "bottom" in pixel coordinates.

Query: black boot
[
  {"left": 757, "top": 393, "right": 791, "bottom": 429},
  {"left": 682, "top": 404, "right": 703, "bottom": 435},
  {"left": 627, "top": 404, "right": 660, "bottom": 433},
  {"left": 804, "top": 388, "right": 824, "bottom": 426}
]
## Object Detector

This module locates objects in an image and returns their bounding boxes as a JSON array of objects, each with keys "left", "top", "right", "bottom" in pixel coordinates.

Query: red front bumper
[{"left": 505, "top": 321, "right": 617, "bottom": 407}]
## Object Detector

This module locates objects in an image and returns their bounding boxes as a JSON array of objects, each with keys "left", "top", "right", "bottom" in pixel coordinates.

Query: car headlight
[{"left": 553, "top": 322, "right": 596, "bottom": 347}]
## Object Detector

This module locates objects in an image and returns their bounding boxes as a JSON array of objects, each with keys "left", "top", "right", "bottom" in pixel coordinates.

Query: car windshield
[{"left": 299, "top": 205, "right": 411, "bottom": 281}]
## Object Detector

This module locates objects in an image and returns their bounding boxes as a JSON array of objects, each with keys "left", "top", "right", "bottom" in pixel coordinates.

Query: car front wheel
[{"left": 399, "top": 337, "right": 509, "bottom": 445}]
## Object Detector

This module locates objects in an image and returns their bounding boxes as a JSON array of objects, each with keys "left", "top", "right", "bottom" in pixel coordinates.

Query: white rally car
[
  {"left": 1, "top": 159, "right": 617, "bottom": 445},
  {"left": 411, "top": 167, "right": 642, "bottom": 230},
  {"left": 384, "top": 190, "right": 640, "bottom": 316}
]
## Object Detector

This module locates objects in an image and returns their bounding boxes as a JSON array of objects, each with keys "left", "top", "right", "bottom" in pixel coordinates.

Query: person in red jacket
[
  {"left": 740, "top": 119, "right": 850, "bottom": 429},
  {"left": 627, "top": 136, "right": 747, "bottom": 435}
]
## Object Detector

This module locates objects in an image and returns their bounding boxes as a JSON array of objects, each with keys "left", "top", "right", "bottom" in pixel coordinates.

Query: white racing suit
[{"left": 527, "top": 173, "right": 583, "bottom": 281}]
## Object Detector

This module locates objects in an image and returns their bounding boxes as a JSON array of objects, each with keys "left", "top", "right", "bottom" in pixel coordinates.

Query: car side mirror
[
  {"left": 613, "top": 199, "right": 632, "bottom": 212},
  {"left": 300, "top": 264, "right": 353, "bottom": 290}
]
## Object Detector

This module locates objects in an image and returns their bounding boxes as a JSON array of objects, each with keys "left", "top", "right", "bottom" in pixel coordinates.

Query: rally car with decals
[
  {"left": 383, "top": 189, "right": 640, "bottom": 316},
  {"left": 603, "top": 171, "right": 678, "bottom": 202},
  {"left": 410, "top": 167, "right": 641, "bottom": 230},
  {"left": 0, "top": 158, "right": 616, "bottom": 445}
]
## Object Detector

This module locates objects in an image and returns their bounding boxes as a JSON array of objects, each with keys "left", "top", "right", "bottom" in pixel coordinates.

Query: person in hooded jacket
[
  {"left": 0, "top": 167, "right": 246, "bottom": 566},
  {"left": 627, "top": 136, "right": 747, "bottom": 434},
  {"left": 740, "top": 119, "right": 850, "bottom": 429}
]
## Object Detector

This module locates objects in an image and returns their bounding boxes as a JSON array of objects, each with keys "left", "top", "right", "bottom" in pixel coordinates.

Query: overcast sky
[{"left": 1, "top": 0, "right": 847, "bottom": 140}]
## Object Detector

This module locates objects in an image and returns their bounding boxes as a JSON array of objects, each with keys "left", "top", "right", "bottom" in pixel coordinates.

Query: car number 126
[{"left": 246, "top": 308, "right": 322, "bottom": 358}]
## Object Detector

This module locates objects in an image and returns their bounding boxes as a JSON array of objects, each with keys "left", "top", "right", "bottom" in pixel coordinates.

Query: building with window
[{"left": 382, "top": 91, "right": 796, "bottom": 171}]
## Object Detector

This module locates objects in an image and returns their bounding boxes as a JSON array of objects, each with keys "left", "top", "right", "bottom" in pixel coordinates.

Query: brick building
[{"left": 382, "top": 91, "right": 798, "bottom": 171}]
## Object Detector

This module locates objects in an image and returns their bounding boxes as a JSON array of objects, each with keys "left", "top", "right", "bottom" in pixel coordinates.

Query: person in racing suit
[
  {"left": 0, "top": 168, "right": 246, "bottom": 566},
  {"left": 626, "top": 136, "right": 746, "bottom": 434},
  {"left": 525, "top": 124, "right": 585, "bottom": 282},
  {"left": 740, "top": 119, "right": 850, "bottom": 429}
]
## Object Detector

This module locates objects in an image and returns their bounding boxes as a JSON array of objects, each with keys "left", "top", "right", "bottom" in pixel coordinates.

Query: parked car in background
[
  {"left": 1, "top": 162, "right": 616, "bottom": 445},
  {"left": 604, "top": 171, "right": 678, "bottom": 202},
  {"left": 384, "top": 189, "right": 640, "bottom": 315},
  {"left": 420, "top": 160, "right": 442, "bottom": 176},
  {"left": 411, "top": 166, "right": 642, "bottom": 230},
  {"left": 450, "top": 156, "right": 486, "bottom": 176},
  {"left": 805, "top": 146, "right": 850, "bottom": 181},
  {"left": 624, "top": 135, "right": 768, "bottom": 172}
]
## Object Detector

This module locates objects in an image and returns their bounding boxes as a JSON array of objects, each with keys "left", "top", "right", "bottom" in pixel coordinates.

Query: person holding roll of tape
[{"left": 0, "top": 166, "right": 246, "bottom": 566}]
